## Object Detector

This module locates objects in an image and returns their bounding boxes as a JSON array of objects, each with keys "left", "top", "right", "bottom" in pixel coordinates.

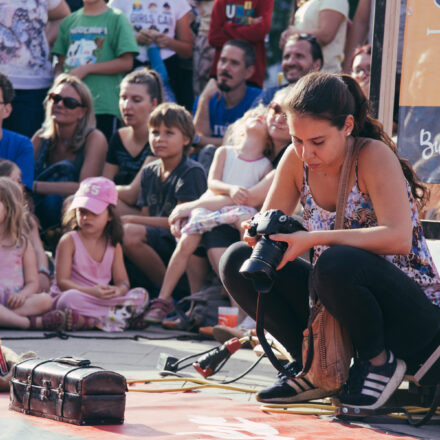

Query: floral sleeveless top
[
  {"left": 0, "top": 238, "right": 25, "bottom": 304},
  {"left": 300, "top": 148, "right": 440, "bottom": 307}
]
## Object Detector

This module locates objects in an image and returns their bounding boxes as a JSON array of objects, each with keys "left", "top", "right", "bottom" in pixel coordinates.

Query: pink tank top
[
  {"left": 51, "top": 231, "right": 115, "bottom": 295},
  {"left": 0, "top": 238, "right": 25, "bottom": 295}
]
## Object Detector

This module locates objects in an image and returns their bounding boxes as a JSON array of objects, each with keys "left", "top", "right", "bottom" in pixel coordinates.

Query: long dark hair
[
  {"left": 62, "top": 205, "right": 123, "bottom": 246},
  {"left": 282, "top": 72, "right": 428, "bottom": 209}
]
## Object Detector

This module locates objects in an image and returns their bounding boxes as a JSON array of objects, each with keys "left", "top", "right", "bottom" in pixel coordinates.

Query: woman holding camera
[{"left": 219, "top": 72, "right": 440, "bottom": 409}]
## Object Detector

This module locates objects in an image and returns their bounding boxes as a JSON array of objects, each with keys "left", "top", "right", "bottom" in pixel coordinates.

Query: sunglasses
[
  {"left": 49, "top": 93, "right": 84, "bottom": 109},
  {"left": 268, "top": 102, "right": 287, "bottom": 121}
]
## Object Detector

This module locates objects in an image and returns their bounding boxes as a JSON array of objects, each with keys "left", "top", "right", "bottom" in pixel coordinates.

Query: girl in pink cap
[{"left": 50, "top": 177, "right": 149, "bottom": 331}]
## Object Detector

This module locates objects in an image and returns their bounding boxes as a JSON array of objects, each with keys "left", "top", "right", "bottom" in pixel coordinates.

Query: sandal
[
  {"left": 143, "top": 298, "right": 174, "bottom": 324},
  {"left": 65, "top": 309, "right": 97, "bottom": 331},
  {"left": 29, "top": 310, "right": 66, "bottom": 330},
  {"left": 127, "top": 313, "right": 149, "bottom": 330},
  {"left": 162, "top": 315, "right": 200, "bottom": 332}
]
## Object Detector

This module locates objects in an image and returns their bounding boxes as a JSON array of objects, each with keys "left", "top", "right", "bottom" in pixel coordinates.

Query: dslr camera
[{"left": 239, "top": 209, "right": 306, "bottom": 292}]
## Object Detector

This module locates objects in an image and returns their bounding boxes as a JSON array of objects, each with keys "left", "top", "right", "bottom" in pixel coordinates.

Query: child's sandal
[
  {"left": 29, "top": 310, "right": 66, "bottom": 330},
  {"left": 65, "top": 309, "right": 97, "bottom": 331},
  {"left": 127, "top": 314, "right": 149, "bottom": 330}
]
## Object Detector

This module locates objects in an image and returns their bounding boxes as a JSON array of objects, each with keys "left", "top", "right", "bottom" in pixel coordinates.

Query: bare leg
[
  {"left": 13, "top": 293, "right": 53, "bottom": 317},
  {"left": 0, "top": 305, "right": 30, "bottom": 329},
  {"left": 207, "top": 247, "right": 227, "bottom": 277},
  {"left": 186, "top": 254, "right": 210, "bottom": 293},
  {"left": 123, "top": 224, "right": 167, "bottom": 286},
  {"left": 158, "top": 233, "right": 202, "bottom": 300},
  {"left": 208, "top": 247, "right": 248, "bottom": 323}
]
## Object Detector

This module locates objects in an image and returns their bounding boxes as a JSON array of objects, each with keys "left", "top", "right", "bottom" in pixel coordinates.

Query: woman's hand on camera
[
  {"left": 242, "top": 219, "right": 258, "bottom": 247},
  {"left": 270, "top": 230, "right": 313, "bottom": 270}
]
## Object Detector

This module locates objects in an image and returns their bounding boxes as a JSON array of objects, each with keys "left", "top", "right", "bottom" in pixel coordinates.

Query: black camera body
[{"left": 239, "top": 209, "right": 306, "bottom": 292}]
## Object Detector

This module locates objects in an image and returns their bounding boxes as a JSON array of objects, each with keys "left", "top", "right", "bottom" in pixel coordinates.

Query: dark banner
[{"left": 398, "top": 0, "right": 440, "bottom": 182}]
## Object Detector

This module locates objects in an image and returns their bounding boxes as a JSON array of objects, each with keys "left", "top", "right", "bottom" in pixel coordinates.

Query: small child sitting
[
  {"left": 122, "top": 103, "right": 208, "bottom": 324},
  {"left": 144, "top": 107, "right": 273, "bottom": 325},
  {"left": 0, "top": 159, "right": 51, "bottom": 292},
  {"left": 51, "top": 177, "right": 149, "bottom": 331},
  {"left": 0, "top": 178, "right": 56, "bottom": 330}
]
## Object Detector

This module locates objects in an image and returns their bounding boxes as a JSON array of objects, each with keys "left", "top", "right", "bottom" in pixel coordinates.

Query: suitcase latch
[
  {"left": 26, "top": 376, "right": 32, "bottom": 393},
  {"left": 57, "top": 384, "right": 64, "bottom": 398},
  {"left": 40, "top": 380, "right": 51, "bottom": 401}
]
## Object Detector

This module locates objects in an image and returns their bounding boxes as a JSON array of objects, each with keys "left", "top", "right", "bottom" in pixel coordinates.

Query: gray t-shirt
[{"left": 138, "top": 156, "right": 207, "bottom": 217}]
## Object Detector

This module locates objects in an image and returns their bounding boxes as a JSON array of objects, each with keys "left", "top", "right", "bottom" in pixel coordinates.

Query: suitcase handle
[{"left": 53, "top": 357, "right": 91, "bottom": 367}]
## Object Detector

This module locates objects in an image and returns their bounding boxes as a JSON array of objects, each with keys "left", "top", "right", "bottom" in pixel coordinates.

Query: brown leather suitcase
[{"left": 9, "top": 357, "right": 127, "bottom": 425}]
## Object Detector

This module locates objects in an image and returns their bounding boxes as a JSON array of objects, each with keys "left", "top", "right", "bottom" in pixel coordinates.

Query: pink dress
[
  {"left": 0, "top": 239, "right": 25, "bottom": 306},
  {"left": 51, "top": 231, "right": 149, "bottom": 331}
]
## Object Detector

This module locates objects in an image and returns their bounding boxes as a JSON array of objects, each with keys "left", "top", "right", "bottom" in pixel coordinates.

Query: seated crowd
[{"left": 0, "top": 0, "right": 438, "bottom": 412}]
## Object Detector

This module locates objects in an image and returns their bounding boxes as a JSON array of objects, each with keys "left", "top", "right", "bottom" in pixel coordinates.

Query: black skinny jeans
[{"left": 219, "top": 242, "right": 440, "bottom": 369}]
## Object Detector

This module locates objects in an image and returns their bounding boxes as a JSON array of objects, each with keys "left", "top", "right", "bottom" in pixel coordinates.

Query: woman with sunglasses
[{"left": 32, "top": 74, "right": 107, "bottom": 230}]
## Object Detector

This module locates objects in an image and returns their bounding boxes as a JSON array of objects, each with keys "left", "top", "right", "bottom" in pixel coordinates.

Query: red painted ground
[{"left": 0, "top": 391, "right": 416, "bottom": 439}]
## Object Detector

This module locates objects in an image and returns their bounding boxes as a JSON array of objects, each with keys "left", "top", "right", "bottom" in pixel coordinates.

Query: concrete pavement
[{"left": 1, "top": 327, "right": 439, "bottom": 439}]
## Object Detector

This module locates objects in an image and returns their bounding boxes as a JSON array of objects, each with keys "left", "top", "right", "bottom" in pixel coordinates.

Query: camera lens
[{"left": 239, "top": 237, "right": 287, "bottom": 292}]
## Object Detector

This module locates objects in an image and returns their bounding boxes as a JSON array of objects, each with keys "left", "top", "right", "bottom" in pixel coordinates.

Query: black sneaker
[
  {"left": 257, "top": 372, "right": 329, "bottom": 404},
  {"left": 337, "top": 350, "right": 406, "bottom": 410}
]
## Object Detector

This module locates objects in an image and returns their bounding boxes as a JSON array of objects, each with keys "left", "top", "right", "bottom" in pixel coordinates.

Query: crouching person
[{"left": 219, "top": 73, "right": 440, "bottom": 409}]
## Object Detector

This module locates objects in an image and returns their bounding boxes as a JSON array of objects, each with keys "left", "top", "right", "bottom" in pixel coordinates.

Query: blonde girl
[
  {"left": 0, "top": 178, "right": 56, "bottom": 329},
  {"left": 51, "top": 177, "right": 148, "bottom": 331},
  {"left": 0, "top": 160, "right": 51, "bottom": 292}
]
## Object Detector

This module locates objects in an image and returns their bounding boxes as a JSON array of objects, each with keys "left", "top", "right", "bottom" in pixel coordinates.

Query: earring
[{"left": 347, "top": 132, "right": 351, "bottom": 136}]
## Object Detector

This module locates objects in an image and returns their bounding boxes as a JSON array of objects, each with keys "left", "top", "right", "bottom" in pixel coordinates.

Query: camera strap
[{"left": 334, "top": 137, "right": 367, "bottom": 229}]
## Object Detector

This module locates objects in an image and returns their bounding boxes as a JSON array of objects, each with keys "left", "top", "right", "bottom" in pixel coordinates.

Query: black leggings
[{"left": 219, "top": 243, "right": 440, "bottom": 369}]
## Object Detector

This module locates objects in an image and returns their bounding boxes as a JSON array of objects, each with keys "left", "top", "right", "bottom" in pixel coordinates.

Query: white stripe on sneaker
[
  {"left": 362, "top": 388, "right": 381, "bottom": 398},
  {"left": 286, "top": 377, "right": 312, "bottom": 393},
  {"left": 367, "top": 373, "right": 389, "bottom": 383},
  {"left": 364, "top": 380, "right": 386, "bottom": 390}
]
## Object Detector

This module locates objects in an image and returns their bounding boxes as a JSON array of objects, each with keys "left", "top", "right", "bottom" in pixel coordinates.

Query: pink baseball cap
[{"left": 69, "top": 177, "right": 118, "bottom": 214}]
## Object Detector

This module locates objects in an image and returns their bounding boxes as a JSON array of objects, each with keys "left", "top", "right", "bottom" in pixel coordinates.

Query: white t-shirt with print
[
  {"left": 0, "top": 0, "right": 61, "bottom": 89},
  {"left": 109, "top": 0, "right": 191, "bottom": 62},
  {"left": 294, "top": 0, "right": 348, "bottom": 73}
]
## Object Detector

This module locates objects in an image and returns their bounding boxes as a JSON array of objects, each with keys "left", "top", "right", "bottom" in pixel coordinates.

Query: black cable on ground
[
  {"left": 0, "top": 330, "right": 212, "bottom": 342},
  {"left": 219, "top": 352, "right": 265, "bottom": 384}
]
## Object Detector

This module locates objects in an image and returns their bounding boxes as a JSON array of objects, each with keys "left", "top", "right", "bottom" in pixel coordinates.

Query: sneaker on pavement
[
  {"left": 257, "top": 367, "right": 329, "bottom": 404},
  {"left": 336, "top": 350, "right": 406, "bottom": 410},
  {"left": 143, "top": 298, "right": 174, "bottom": 324}
]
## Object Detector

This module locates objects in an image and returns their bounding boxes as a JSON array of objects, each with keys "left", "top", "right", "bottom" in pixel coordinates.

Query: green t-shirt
[{"left": 53, "top": 8, "right": 139, "bottom": 118}]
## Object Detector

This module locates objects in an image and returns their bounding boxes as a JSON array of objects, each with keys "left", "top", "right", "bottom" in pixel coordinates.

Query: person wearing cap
[{"left": 49, "top": 177, "right": 149, "bottom": 331}]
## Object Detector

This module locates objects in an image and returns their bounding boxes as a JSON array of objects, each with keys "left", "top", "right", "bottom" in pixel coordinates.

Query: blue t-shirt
[
  {"left": 194, "top": 86, "right": 261, "bottom": 138},
  {"left": 0, "top": 129, "right": 34, "bottom": 189}
]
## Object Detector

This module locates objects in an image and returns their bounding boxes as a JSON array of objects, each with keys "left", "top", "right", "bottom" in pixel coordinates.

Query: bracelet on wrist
[{"left": 38, "top": 267, "right": 51, "bottom": 278}]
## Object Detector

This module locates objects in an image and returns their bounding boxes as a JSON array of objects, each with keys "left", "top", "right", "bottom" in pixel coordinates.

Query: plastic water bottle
[{"left": 147, "top": 44, "right": 176, "bottom": 102}]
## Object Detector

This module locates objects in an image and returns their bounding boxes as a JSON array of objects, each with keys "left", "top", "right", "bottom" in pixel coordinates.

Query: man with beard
[
  {"left": 252, "top": 33, "right": 323, "bottom": 107},
  {"left": 193, "top": 40, "right": 260, "bottom": 149}
]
